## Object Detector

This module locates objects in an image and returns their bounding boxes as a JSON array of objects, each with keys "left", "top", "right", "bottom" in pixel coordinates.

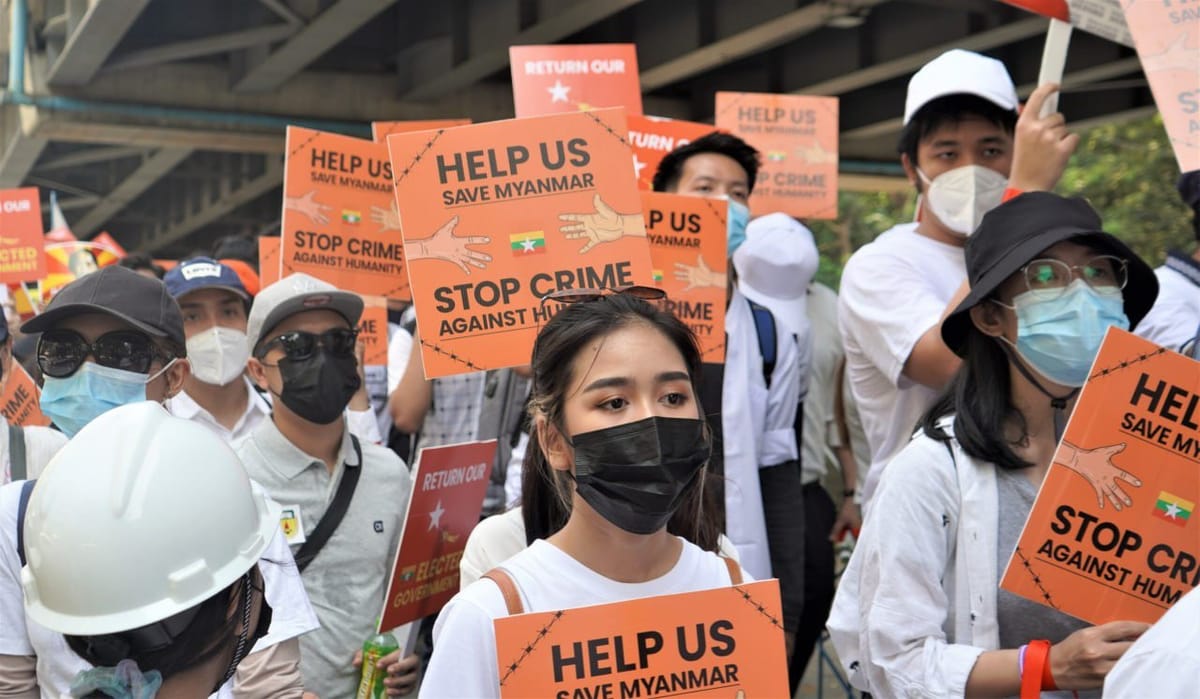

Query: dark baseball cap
[
  {"left": 941, "top": 192, "right": 1158, "bottom": 356},
  {"left": 21, "top": 265, "right": 186, "bottom": 347},
  {"left": 164, "top": 257, "right": 250, "bottom": 302}
]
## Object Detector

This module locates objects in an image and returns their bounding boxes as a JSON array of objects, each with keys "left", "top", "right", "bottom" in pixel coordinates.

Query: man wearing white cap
[{"left": 838, "top": 49, "right": 1078, "bottom": 508}]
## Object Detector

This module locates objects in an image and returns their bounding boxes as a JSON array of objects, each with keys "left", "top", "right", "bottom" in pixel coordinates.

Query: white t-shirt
[
  {"left": 422, "top": 538, "right": 747, "bottom": 698},
  {"left": 1134, "top": 252, "right": 1200, "bottom": 356},
  {"left": 837, "top": 222, "right": 966, "bottom": 505},
  {"left": 0, "top": 427, "right": 67, "bottom": 486},
  {"left": 0, "top": 479, "right": 318, "bottom": 699},
  {"left": 459, "top": 508, "right": 743, "bottom": 589},
  {"left": 1104, "top": 584, "right": 1200, "bottom": 697}
]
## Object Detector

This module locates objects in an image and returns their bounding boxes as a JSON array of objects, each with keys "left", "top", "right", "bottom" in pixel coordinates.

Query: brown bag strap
[
  {"left": 721, "top": 555, "right": 743, "bottom": 585},
  {"left": 482, "top": 568, "right": 524, "bottom": 615}
]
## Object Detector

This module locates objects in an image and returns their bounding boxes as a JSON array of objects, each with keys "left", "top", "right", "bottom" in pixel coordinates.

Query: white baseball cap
[
  {"left": 903, "top": 49, "right": 1019, "bottom": 125},
  {"left": 732, "top": 213, "right": 819, "bottom": 336}
]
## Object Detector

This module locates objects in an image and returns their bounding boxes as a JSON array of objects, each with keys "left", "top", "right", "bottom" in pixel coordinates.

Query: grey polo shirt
[{"left": 236, "top": 417, "right": 411, "bottom": 699}]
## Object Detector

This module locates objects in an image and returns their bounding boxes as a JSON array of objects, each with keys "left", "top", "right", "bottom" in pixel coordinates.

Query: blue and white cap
[{"left": 164, "top": 257, "right": 250, "bottom": 302}]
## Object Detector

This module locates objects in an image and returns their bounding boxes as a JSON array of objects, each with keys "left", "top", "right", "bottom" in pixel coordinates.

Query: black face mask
[
  {"left": 570, "top": 416, "right": 710, "bottom": 535},
  {"left": 275, "top": 349, "right": 360, "bottom": 424}
]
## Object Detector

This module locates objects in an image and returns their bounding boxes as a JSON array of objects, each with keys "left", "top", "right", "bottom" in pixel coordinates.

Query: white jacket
[
  {"left": 722, "top": 290, "right": 801, "bottom": 580},
  {"left": 827, "top": 421, "right": 998, "bottom": 698}
]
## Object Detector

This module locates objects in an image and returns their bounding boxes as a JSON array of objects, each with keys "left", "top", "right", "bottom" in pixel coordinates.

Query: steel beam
[
  {"left": 46, "top": 0, "right": 152, "bottom": 86},
  {"left": 73, "top": 147, "right": 193, "bottom": 236}
]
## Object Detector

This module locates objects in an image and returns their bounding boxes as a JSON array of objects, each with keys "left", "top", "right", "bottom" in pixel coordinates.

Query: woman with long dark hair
[
  {"left": 422, "top": 289, "right": 739, "bottom": 697},
  {"left": 828, "top": 192, "right": 1160, "bottom": 697}
]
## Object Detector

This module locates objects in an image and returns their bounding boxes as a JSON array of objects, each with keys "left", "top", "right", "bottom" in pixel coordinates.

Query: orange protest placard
[
  {"left": 379, "top": 440, "right": 497, "bottom": 631},
  {"left": 1, "top": 364, "right": 51, "bottom": 427},
  {"left": 627, "top": 115, "right": 714, "bottom": 192},
  {"left": 494, "top": 579, "right": 788, "bottom": 697},
  {"left": 510, "top": 44, "right": 642, "bottom": 118},
  {"left": 386, "top": 107, "right": 655, "bottom": 379},
  {"left": 1000, "top": 329, "right": 1200, "bottom": 625},
  {"left": 372, "top": 119, "right": 471, "bottom": 142},
  {"left": 280, "top": 127, "right": 409, "bottom": 300},
  {"left": 643, "top": 192, "right": 726, "bottom": 363},
  {"left": 0, "top": 188, "right": 47, "bottom": 285},
  {"left": 358, "top": 295, "right": 388, "bottom": 368},
  {"left": 1122, "top": 1, "right": 1199, "bottom": 173},
  {"left": 258, "top": 237, "right": 281, "bottom": 286},
  {"left": 714, "top": 92, "right": 839, "bottom": 219}
]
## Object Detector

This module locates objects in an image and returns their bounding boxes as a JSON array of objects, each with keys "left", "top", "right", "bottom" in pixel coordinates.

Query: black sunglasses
[
  {"left": 540, "top": 284, "right": 666, "bottom": 306},
  {"left": 257, "top": 328, "right": 358, "bottom": 361},
  {"left": 37, "top": 329, "right": 171, "bottom": 379}
]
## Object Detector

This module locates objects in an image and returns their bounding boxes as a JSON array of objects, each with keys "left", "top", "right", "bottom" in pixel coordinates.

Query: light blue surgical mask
[
  {"left": 40, "top": 360, "right": 174, "bottom": 438},
  {"left": 1001, "top": 279, "right": 1129, "bottom": 387},
  {"left": 726, "top": 199, "right": 750, "bottom": 256}
]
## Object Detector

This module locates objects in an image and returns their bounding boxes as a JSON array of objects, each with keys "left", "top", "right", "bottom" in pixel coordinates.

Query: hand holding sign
[
  {"left": 558, "top": 193, "right": 645, "bottom": 253},
  {"left": 674, "top": 254, "right": 726, "bottom": 292},
  {"left": 407, "top": 216, "right": 493, "bottom": 275},
  {"left": 1048, "top": 620, "right": 1150, "bottom": 691},
  {"left": 1008, "top": 83, "right": 1079, "bottom": 194},
  {"left": 285, "top": 190, "right": 333, "bottom": 225},
  {"left": 1057, "top": 441, "right": 1141, "bottom": 512}
]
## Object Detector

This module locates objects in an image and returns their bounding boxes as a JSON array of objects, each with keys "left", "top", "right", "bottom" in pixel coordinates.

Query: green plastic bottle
[{"left": 356, "top": 627, "right": 399, "bottom": 699}]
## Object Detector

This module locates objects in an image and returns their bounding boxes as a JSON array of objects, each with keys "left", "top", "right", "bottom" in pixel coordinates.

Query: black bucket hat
[{"left": 941, "top": 192, "right": 1158, "bottom": 356}]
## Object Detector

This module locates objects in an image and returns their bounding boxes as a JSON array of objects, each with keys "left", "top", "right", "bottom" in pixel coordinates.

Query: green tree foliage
[
  {"left": 1055, "top": 113, "right": 1192, "bottom": 267},
  {"left": 810, "top": 114, "right": 1193, "bottom": 289}
]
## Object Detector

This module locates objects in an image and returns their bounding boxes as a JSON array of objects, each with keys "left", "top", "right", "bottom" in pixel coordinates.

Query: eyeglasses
[
  {"left": 540, "top": 284, "right": 666, "bottom": 306},
  {"left": 1021, "top": 255, "right": 1128, "bottom": 298},
  {"left": 37, "top": 329, "right": 171, "bottom": 379},
  {"left": 257, "top": 328, "right": 358, "bottom": 361}
]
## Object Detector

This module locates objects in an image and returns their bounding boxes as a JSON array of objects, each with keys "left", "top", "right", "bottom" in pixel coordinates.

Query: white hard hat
[{"left": 21, "top": 401, "right": 280, "bottom": 637}]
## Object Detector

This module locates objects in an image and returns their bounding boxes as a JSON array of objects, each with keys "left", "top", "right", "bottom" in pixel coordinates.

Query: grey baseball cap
[{"left": 247, "top": 273, "right": 363, "bottom": 354}]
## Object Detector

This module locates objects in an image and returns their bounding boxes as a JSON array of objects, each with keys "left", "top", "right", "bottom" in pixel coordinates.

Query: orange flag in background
[
  {"left": 494, "top": 579, "right": 788, "bottom": 698},
  {"left": 714, "top": 92, "right": 839, "bottom": 219},
  {"left": 510, "top": 44, "right": 642, "bottom": 118},
  {"left": 280, "top": 127, "right": 409, "bottom": 300},
  {"left": 627, "top": 115, "right": 715, "bottom": 191},
  {"left": 1001, "top": 329, "right": 1200, "bottom": 625},
  {"left": 387, "top": 108, "right": 654, "bottom": 379}
]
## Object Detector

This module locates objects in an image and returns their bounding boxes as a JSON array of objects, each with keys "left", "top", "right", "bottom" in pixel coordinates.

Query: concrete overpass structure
[{"left": 0, "top": 0, "right": 1153, "bottom": 256}]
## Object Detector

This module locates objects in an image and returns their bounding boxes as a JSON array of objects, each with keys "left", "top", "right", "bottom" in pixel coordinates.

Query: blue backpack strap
[
  {"left": 748, "top": 300, "right": 777, "bottom": 388},
  {"left": 16, "top": 479, "right": 35, "bottom": 568}
]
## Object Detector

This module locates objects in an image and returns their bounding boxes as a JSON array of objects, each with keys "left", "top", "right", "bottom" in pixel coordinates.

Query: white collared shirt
[
  {"left": 168, "top": 376, "right": 385, "bottom": 445},
  {"left": 167, "top": 376, "right": 271, "bottom": 444}
]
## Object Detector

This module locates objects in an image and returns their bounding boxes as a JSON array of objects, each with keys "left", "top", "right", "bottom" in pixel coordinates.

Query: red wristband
[
  {"left": 1002, "top": 187, "right": 1024, "bottom": 203},
  {"left": 1041, "top": 643, "right": 1058, "bottom": 691},
  {"left": 1020, "top": 639, "right": 1052, "bottom": 699}
]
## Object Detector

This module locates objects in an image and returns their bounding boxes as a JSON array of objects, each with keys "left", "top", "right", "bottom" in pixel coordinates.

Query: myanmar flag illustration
[
  {"left": 341, "top": 210, "right": 361, "bottom": 224},
  {"left": 1151, "top": 491, "right": 1193, "bottom": 527},
  {"left": 652, "top": 269, "right": 664, "bottom": 283},
  {"left": 510, "top": 231, "right": 546, "bottom": 255}
]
